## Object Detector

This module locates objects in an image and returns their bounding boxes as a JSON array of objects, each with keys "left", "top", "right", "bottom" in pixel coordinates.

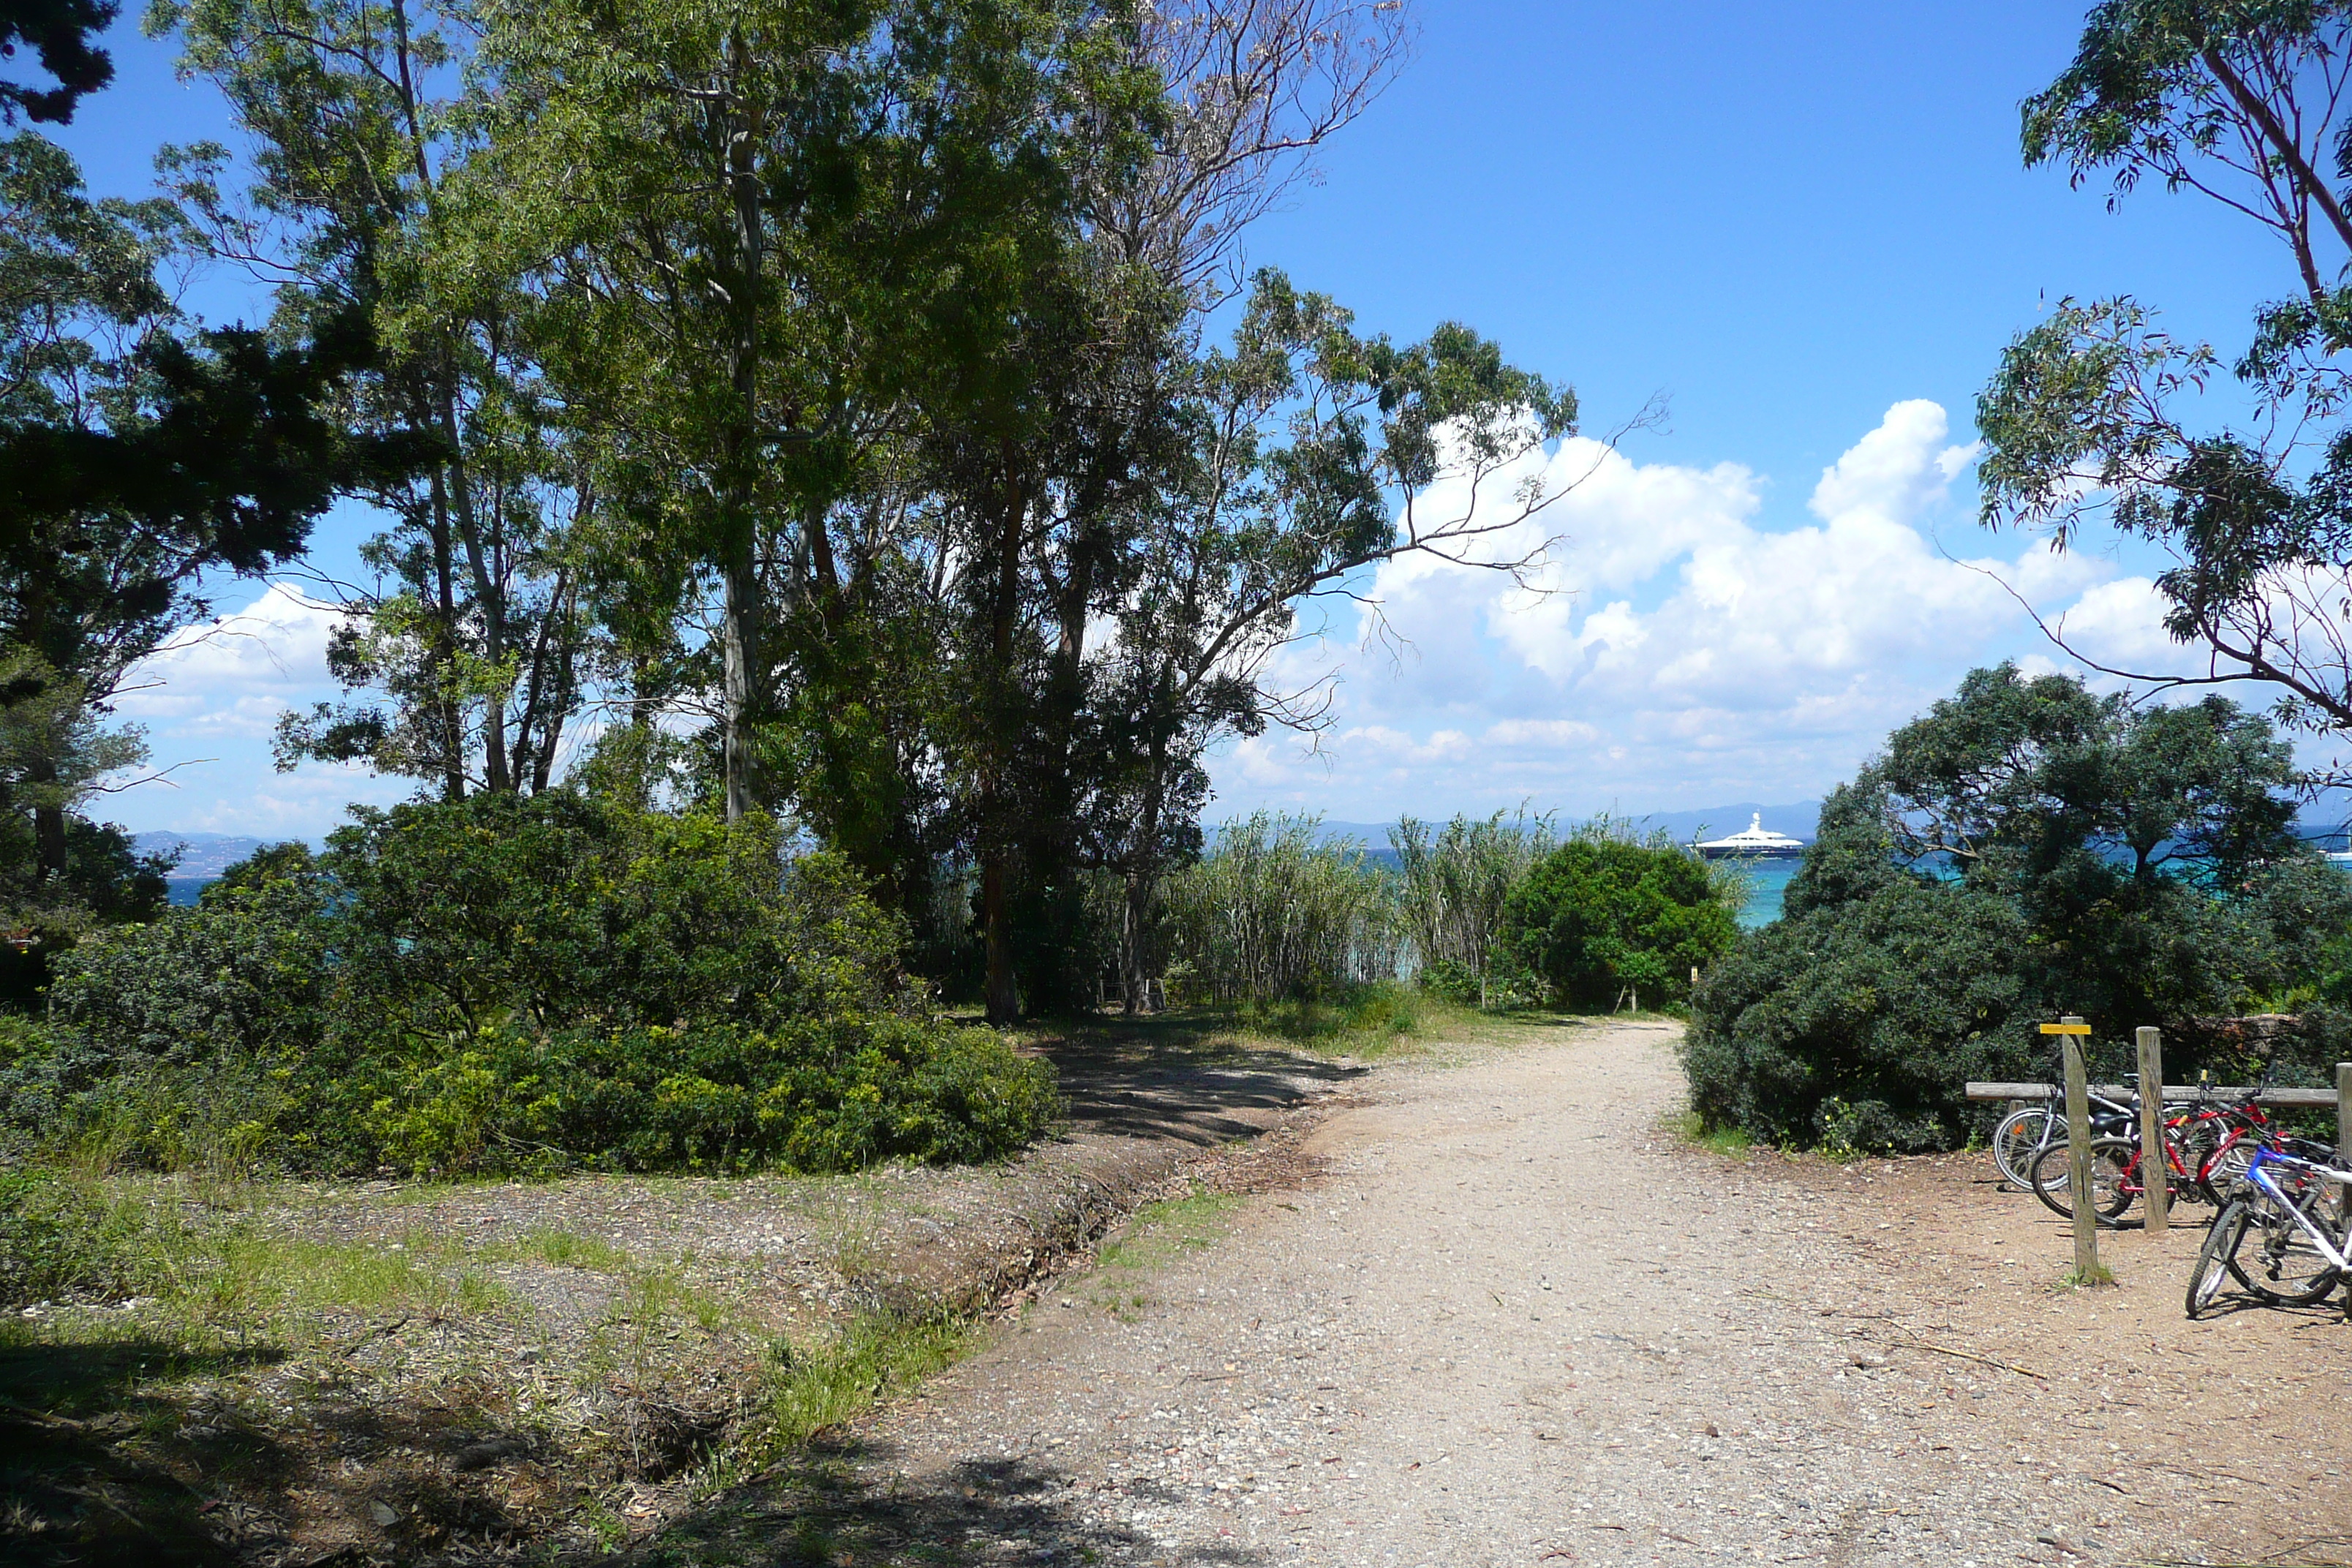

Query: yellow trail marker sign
[{"left": 2039, "top": 1022, "right": 2091, "bottom": 1035}]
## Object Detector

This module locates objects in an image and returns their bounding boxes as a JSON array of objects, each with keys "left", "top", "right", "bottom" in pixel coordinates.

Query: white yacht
[{"left": 1695, "top": 813, "right": 1806, "bottom": 859}]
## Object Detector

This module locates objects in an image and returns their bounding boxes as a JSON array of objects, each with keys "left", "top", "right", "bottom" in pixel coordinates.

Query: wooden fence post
[
  {"left": 2138, "top": 1026, "right": 2167, "bottom": 1233},
  {"left": 2062, "top": 1019, "right": 2100, "bottom": 1278},
  {"left": 2338, "top": 1062, "right": 2351, "bottom": 1167}
]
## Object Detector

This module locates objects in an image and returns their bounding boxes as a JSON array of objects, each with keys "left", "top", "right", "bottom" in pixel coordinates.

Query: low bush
[
  {"left": 1226, "top": 978, "right": 1425, "bottom": 1044},
  {"left": 1500, "top": 828, "right": 1740, "bottom": 1010},
  {"left": 0, "top": 792, "right": 1062, "bottom": 1176},
  {"left": 360, "top": 1017, "right": 1061, "bottom": 1176}
]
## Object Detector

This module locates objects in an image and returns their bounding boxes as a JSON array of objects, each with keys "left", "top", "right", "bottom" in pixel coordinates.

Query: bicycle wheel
[
  {"left": 2197, "top": 1132, "right": 2258, "bottom": 1207},
  {"left": 1992, "top": 1105, "right": 2054, "bottom": 1190},
  {"left": 2029, "top": 1138, "right": 2136, "bottom": 1226},
  {"left": 2242, "top": 1187, "right": 2345, "bottom": 1306},
  {"left": 2187, "top": 1200, "right": 2250, "bottom": 1319}
]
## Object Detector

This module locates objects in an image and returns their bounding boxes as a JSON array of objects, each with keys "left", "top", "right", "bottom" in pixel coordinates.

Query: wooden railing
[{"left": 1959, "top": 1019, "right": 2351, "bottom": 1278}]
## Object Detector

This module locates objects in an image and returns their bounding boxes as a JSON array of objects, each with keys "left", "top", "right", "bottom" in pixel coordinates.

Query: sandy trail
[{"left": 743, "top": 1022, "right": 2351, "bottom": 1566}]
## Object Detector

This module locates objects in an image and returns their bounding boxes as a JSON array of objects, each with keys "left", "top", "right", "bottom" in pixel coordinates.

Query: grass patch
[
  {"left": 1098, "top": 1191, "right": 1241, "bottom": 1272},
  {"left": 761, "top": 1312, "right": 968, "bottom": 1447},
  {"left": 493, "top": 1226, "right": 633, "bottom": 1272},
  {"left": 2059, "top": 1261, "right": 2117, "bottom": 1289},
  {"left": 1085, "top": 1190, "right": 1243, "bottom": 1319},
  {"left": 1676, "top": 1110, "right": 1750, "bottom": 1158},
  {"left": 620, "top": 1267, "right": 730, "bottom": 1333},
  {"left": 163, "top": 1224, "right": 512, "bottom": 1326}
]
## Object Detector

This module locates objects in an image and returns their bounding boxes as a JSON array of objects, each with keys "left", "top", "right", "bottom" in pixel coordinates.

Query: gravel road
[{"left": 813, "top": 1021, "right": 2310, "bottom": 1567}]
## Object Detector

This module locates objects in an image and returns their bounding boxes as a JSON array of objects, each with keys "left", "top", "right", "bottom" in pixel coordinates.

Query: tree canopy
[
  {"left": 124, "top": 0, "right": 1594, "bottom": 1025},
  {"left": 0, "top": 0, "right": 113, "bottom": 124},
  {"left": 1688, "top": 664, "right": 2347, "bottom": 1152},
  {"left": 1979, "top": 1, "right": 2352, "bottom": 758}
]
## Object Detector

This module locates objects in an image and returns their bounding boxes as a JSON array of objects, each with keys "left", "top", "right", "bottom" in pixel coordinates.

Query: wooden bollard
[
  {"left": 2138, "top": 1026, "right": 2167, "bottom": 1232},
  {"left": 2339, "top": 1063, "right": 2351, "bottom": 1166},
  {"left": 2044, "top": 1017, "right": 2100, "bottom": 1279}
]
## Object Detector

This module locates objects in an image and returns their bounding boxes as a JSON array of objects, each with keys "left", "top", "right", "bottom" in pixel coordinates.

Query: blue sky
[{"left": 50, "top": 2, "right": 2308, "bottom": 840}]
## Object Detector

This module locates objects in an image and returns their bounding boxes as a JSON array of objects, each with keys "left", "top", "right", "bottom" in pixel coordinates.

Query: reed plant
[
  {"left": 1390, "top": 807, "right": 1556, "bottom": 1006},
  {"left": 1163, "top": 813, "right": 1401, "bottom": 1004}
]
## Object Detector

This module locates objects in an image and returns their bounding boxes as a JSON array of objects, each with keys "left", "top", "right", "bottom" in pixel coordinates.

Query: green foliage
[
  {"left": 1224, "top": 978, "right": 1425, "bottom": 1045},
  {"left": 0, "top": 1167, "right": 143, "bottom": 1304},
  {"left": 1686, "top": 666, "right": 2348, "bottom": 1150},
  {"left": 358, "top": 1017, "right": 1060, "bottom": 1177},
  {"left": 1162, "top": 813, "right": 1399, "bottom": 1005},
  {"left": 1391, "top": 807, "right": 1554, "bottom": 1005},
  {"left": 318, "top": 791, "right": 911, "bottom": 1041},
  {"left": 1687, "top": 874, "right": 2035, "bottom": 1153},
  {"left": 3, "top": 792, "right": 1062, "bottom": 1175},
  {"left": 47, "top": 842, "right": 328, "bottom": 1063},
  {"left": 1979, "top": 4, "right": 2352, "bottom": 744},
  {"left": 0, "top": 125, "right": 387, "bottom": 996},
  {"left": 764, "top": 1312, "right": 971, "bottom": 1450},
  {"left": 1500, "top": 824, "right": 1739, "bottom": 1009},
  {"left": 0, "top": 0, "right": 116, "bottom": 124}
]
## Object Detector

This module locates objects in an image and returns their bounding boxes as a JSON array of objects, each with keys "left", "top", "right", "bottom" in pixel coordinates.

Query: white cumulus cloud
[{"left": 1208, "top": 400, "right": 2181, "bottom": 820}]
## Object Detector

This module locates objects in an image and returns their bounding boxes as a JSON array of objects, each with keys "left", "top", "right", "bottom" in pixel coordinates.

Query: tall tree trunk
[
  {"left": 1121, "top": 727, "right": 1167, "bottom": 1015},
  {"left": 426, "top": 461, "right": 467, "bottom": 802},
  {"left": 717, "top": 51, "right": 766, "bottom": 824},
  {"left": 436, "top": 381, "right": 510, "bottom": 794},
  {"left": 29, "top": 773, "right": 64, "bottom": 879},
  {"left": 981, "top": 456, "right": 1025, "bottom": 1025},
  {"left": 720, "top": 543, "right": 762, "bottom": 823}
]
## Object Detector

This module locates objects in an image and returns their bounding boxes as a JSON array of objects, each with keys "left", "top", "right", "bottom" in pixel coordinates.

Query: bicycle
[
  {"left": 2186, "top": 1139, "right": 2352, "bottom": 1316},
  {"left": 2027, "top": 1077, "right": 2280, "bottom": 1224},
  {"left": 1991, "top": 1079, "right": 2136, "bottom": 1190}
]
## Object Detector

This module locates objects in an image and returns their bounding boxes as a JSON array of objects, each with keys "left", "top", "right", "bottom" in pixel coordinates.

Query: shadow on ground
[
  {"left": 0, "top": 1340, "right": 284, "bottom": 1567},
  {"left": 1028, "top": 1017, "right": 1368, "bottom": 1147},
  {"left": 1, "top": 1336, "right": 604, "bottom": 1567},
  {"left": 630, "top": 1434, "right": 1264, "bottom": 1567}
]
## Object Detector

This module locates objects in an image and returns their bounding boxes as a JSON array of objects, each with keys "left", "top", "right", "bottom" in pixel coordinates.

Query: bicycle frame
[{"left": 2242, "top": 1145, "right": 2352, "bottom": 1273}]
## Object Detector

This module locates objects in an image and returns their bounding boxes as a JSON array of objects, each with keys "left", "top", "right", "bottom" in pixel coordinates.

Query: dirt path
[{"left": 676, "top": 1019, "right": 2352, "bottom": 1567}]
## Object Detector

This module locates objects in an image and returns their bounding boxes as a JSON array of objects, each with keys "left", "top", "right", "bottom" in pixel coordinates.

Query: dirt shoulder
[
  {"left": 1758, "top": 1137, "right": 2352, "bottom": 1567},
  {"left": 0, "top": 1020, "right": 1371, "bottom": 1566},
  {"left": 623, "top": 1020, "right": 2352, "bottom": 1568}
]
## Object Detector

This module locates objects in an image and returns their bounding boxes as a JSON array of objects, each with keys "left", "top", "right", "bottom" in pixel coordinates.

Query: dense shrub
[
  {"left": 48, "top": 843, "right": 332, "bottom": 1063},
  {"left": 0, "top": 818, "right": 173, "bottom": 1009},
  {"left": 1499, "top": 829, "right": 1740, "bottom": 1009},
  {"left": 1686, "top": 666, "right": 2351, "bottom": 1153},
  {"left": 322, "top": 794, "right": 912, "bottom": 1038},
  {"left": 358, "top": 1017, "right": 1060, "bottom": 1175},
  {"left": 0, "top": 792, "right": 1061, "bottom": 1175},
  {"left": 1684, "top": 875, "right": 2037, "bottom": 1151}
]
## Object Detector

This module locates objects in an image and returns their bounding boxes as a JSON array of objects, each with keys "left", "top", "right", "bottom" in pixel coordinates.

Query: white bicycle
[{"left": 2187, "top": 1138, "right": 2352, "bottom": 1316}]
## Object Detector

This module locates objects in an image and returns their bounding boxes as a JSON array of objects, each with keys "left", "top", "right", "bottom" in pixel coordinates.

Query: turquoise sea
[
  {"left": 173, "top": 856, "right": 1817, "bottom": 921},
  {"left": 1730, "top": 859, "right": 1802, "bottom": 929}
]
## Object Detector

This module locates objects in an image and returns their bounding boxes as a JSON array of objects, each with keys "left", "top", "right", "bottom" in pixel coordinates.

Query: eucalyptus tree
[
  {"left": 1978, "top": 0, "right": 2352, "bottom": 760},
  {"left": 897, "top": 0, "right": 1436, "bottom": 1019},
  {"left": 158, "top": 0, "right": 591, "bottom": 801},
  {"left": 1074, "top": 269, "right": 1578, "bottom": 1012}
]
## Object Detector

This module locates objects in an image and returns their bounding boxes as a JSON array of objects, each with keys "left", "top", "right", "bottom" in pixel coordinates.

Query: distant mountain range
[
  {"left": 135, "top": 832, "right": 277, "bottom": 878},
  {"left": 128, "top": 797, "right": 2352, "bottom": 887}
]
